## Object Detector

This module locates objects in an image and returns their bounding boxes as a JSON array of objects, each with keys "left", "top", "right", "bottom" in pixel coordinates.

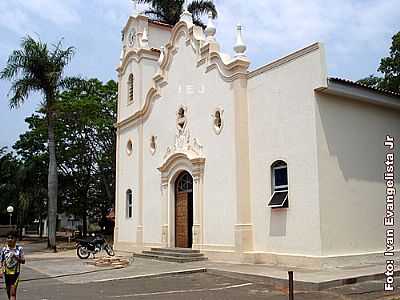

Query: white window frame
[{"left": 272, "top": 165, "right": 288, "bottom": 192}]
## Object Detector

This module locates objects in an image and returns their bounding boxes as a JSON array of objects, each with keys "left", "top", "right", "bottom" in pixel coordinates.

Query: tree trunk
[
  {"left": 39, "top": 213, "right": 42, "bottom": 238},
  {"left": 82, "top": 187, "right": 88, "bottom": 236},
  {"left": 82, "top": 210, "right": 88, "bottom": 237},
  {"left": 47, "top": 110, "right": 58, "bottom": 252}
]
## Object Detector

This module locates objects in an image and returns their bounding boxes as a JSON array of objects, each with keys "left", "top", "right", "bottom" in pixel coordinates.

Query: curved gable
[{"left": 116, "top": 19, "right": 250, "bottom": 129}]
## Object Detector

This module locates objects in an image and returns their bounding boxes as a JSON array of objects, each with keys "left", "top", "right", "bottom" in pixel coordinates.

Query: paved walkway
[{"left": 21, "top": 247, "right": 398, "bottom": 291}]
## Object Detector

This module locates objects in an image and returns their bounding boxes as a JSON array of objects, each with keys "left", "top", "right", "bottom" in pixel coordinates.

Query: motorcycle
[{"left": 75, "top": 234, "right": 115, "bottom": 259}]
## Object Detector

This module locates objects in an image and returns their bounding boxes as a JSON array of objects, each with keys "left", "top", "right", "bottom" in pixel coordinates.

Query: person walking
[{"left": 1, "top": 232, "right": 25, "bottom": 300}]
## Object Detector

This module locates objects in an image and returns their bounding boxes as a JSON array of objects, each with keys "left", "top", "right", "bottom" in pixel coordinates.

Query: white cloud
[
  {"left": 213, "top": 0, "right": 399, "bottom": 78},
  {"left": 18, "top": 0, "right": 81, "bottom": 25},
  {"left": 0, "top": 0, "right": 80, "bottom": 34},
  {"left": 0, "top": 3, "right": 34, "bottom": 35}
]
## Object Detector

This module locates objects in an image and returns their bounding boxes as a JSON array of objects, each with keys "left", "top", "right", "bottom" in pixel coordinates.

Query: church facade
[{"left": 114, "top": 8, "right": 400, "bottom": 268}]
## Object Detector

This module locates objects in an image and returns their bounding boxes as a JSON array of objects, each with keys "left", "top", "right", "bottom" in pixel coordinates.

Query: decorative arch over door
[{"left": 174, "top": 171, "right": 193, "bottom": 248}]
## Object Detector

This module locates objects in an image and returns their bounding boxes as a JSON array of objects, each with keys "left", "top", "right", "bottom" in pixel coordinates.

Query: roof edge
[
  {"left": 248, "top": 42, "right": 321, "bottom": 79},
  {"left": 328, "top": 77, "right": 400, "bottom": 98},
  {"left": 315, "top": 78, "right": 400, "bottom": 111}
]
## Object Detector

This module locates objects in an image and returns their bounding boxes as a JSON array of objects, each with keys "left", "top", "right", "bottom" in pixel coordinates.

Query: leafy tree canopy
[
  {"left": 11, "top": 78, "right": 117, "bottom": 234},
  {"left": 358, "top": 31, "right": 400, "bottom": 94}
]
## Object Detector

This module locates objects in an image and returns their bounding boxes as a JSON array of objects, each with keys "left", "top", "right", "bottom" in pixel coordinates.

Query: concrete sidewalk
[
  {"left": 23, "top": 249, "right": 399, "bottom": 291},
  {"left": 191, "top": 260, "right": 399, "bottom": 290}
]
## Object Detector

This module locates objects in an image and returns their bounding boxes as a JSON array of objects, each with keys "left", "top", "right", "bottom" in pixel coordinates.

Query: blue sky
[{"left": 0, "top": 0, "right": 399, "bottom": 149}]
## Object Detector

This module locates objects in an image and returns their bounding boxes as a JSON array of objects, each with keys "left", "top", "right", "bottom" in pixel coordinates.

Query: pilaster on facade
[{"left": 232, "top": 72, "right": 253, "bottom": 253}]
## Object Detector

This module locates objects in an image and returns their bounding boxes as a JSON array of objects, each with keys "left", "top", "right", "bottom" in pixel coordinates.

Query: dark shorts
[{"left": 4, "top": 273, "right": 20, "bottom": 288}]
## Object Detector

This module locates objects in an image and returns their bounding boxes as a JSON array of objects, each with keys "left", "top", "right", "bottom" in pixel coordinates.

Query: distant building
[{"left": 114, "top": 7, "right": 400, "bottom": 268}]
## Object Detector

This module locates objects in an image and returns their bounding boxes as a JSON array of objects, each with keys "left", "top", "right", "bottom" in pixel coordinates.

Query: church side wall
[
  {"left": 247, "top": 45, "right": 326, "bottom": 257},
  {"left": 116, "top": 126, "right": 139, "bottom": 243},
  {"left": 315, "top": 93, "right": 400, "bottom": 258}
]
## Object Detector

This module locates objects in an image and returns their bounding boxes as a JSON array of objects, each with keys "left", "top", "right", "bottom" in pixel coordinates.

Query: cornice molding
[
  {"left": 248, "top": 42, "right": 321, "bottom": 79},
  {"left": 117, "top": 48, "right": 159, "bottom": 75}
]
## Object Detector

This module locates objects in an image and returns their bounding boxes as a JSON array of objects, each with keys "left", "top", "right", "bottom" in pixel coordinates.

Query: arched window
[
  {"left": 268, "top": 160, "right": 288, "bottom": 208},
  {"left": 126, "top": 189, "right": 133, "bottom": 218},
  {"left": 128, "top": 74, "right": 134, "bottom": 103}
]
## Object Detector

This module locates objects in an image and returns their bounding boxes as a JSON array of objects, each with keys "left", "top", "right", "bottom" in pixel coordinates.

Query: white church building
[{"left": 114, "top": 6, "right": 400, "bottom": 268}]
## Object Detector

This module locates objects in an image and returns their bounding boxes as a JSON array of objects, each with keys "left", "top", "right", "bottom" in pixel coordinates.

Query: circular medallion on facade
[
  {"left": 212, "top": 107, "right": 224, "bottom": 135},
  {"left": 176, "top": 106, "right": 187, "bottom": 132},
  {"left": 127, "top": 139, "right": 133, "bottom": 155}
]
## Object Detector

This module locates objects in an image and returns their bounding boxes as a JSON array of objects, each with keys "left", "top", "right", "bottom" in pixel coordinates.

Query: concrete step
[
  {"left": 143, "top": 250, "right": 204, "bottom": 258},
  {"left": 133, "top": 252, "right": 208, "bottom": 263},
  {"left": 151, "top": 247, "right": 201, "bottom": 254}
]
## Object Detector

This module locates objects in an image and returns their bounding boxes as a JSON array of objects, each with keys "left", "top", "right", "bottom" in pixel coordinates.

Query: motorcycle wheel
[
  {"left": 105, "top": 244, "right": 115, "bottom": 256},
  {"left": 77, "top": 246, "right": 90, "bottom": 259}
]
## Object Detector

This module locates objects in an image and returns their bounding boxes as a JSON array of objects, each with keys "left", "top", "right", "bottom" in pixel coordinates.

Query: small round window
[
  {"left": 127, "top": 140, "right": 133, "bottom": 155},
  {"left": 212, "top": 108, "right": 224, "bottom": 135}
]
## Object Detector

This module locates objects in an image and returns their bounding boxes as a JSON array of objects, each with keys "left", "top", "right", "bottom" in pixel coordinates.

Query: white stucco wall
[
  {"left": 141, "top": 34, "right": 237, "bottom": 247},
  {"left": 148, "top": 24, "right": 171, "bottom": 49},
  {"left": 247, "top": 44, "right": 327, "bottom": 256},
  {"left": 316, "top": 93, "right": 400, "bottom": 256},
  {"left": 116, "top": 126, "right": 139, "bottom": 242},
  {"left": 117, "top": 60, "right": 141, "bottom": 122},
  {"left": 116, "top": 22, "right": 241, "bottom": 249}
]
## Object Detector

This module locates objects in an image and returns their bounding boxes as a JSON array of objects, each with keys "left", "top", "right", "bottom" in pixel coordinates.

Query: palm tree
[
  {"left": 1, "top": 35, "right": 75, "bottom": 251},
  {"left": 138, "top": 0, "right": 217, "bottom": 27}
]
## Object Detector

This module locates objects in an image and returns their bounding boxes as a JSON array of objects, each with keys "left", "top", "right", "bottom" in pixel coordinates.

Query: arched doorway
[{"left": 174, "top": 171, "right": 193, "bottom": 248}]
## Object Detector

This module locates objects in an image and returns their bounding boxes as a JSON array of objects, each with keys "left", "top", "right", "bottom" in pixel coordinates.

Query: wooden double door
[{"left": 175, "top": 171, "right": 193, "bottom": 248}]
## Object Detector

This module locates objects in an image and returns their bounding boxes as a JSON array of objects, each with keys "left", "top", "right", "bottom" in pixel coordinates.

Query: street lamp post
[{"left": 7, "top": 206, "right": 14, "bottom": 225}]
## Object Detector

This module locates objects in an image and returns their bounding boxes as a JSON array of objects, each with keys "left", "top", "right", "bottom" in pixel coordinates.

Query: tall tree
[
  {"left": 13, "top": 79, "right": 117, "bottom": 235},
  {"left": 358, "top": 31, "right": 400, "bottom": 94},
  {"left": 56, "top": 79, "right": 117, "bottom": 234},
  {"left": 1, "top": 36, "right": 75, "bottom": 250},
  {"left": 138, "top": 0, "right": 217, "bottom": 27}
]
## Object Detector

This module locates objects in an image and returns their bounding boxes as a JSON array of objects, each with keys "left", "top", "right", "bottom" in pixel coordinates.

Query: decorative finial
[
  {"left": 158, "top": 46, "right": 165, "bottom": 65},
  {"left": 120, "top": 48, "right": 124, "bottom": 62},
  {"left": 234, "top": 24, "right": 247, "bottom": 58},
  {"left": 183, "top": 0, "right": 188, "bottom": 11},
  {"left": 205, "top": 11, "right": 216, "bottom": 42},
  {"left": 180, "top": 0, "right": 193, "bottom": 24},
  {"left": 131, "top": 0, "right": 138, "bottom": 17},
  {"left": 141, "top": 27, "right": 149, "bottom": 48}
]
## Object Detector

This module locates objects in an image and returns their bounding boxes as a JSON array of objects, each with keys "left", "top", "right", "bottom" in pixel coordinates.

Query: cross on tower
[{"left": 131, "top": 0, "right": 137, "bottom": 16}]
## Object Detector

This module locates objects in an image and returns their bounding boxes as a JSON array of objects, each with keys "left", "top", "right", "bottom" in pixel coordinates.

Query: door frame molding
[{"left": 158, "top": 152, "right": 205, "bottom": 248}]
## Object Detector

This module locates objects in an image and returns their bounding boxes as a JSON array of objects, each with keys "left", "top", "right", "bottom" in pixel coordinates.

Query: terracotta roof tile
[
  {"left": 148, "top": 19, "right": 173, "bottom": 28},
  {"left": 329, "top": 77, "right": 400, "bottom": 98}
]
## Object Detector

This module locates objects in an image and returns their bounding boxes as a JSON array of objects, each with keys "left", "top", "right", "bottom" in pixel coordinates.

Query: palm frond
[
  {"left": 188, "top": 0, "right": 217, "bottom": 19},
  {"left": 143, "top": 8, "right": 168, "bottom": 22},
  {"left": 8, "top": 77, "right": 41, "bottom": 108},
  {"left": 1, "top": 34, "right": 75, "bottom": 109}
]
